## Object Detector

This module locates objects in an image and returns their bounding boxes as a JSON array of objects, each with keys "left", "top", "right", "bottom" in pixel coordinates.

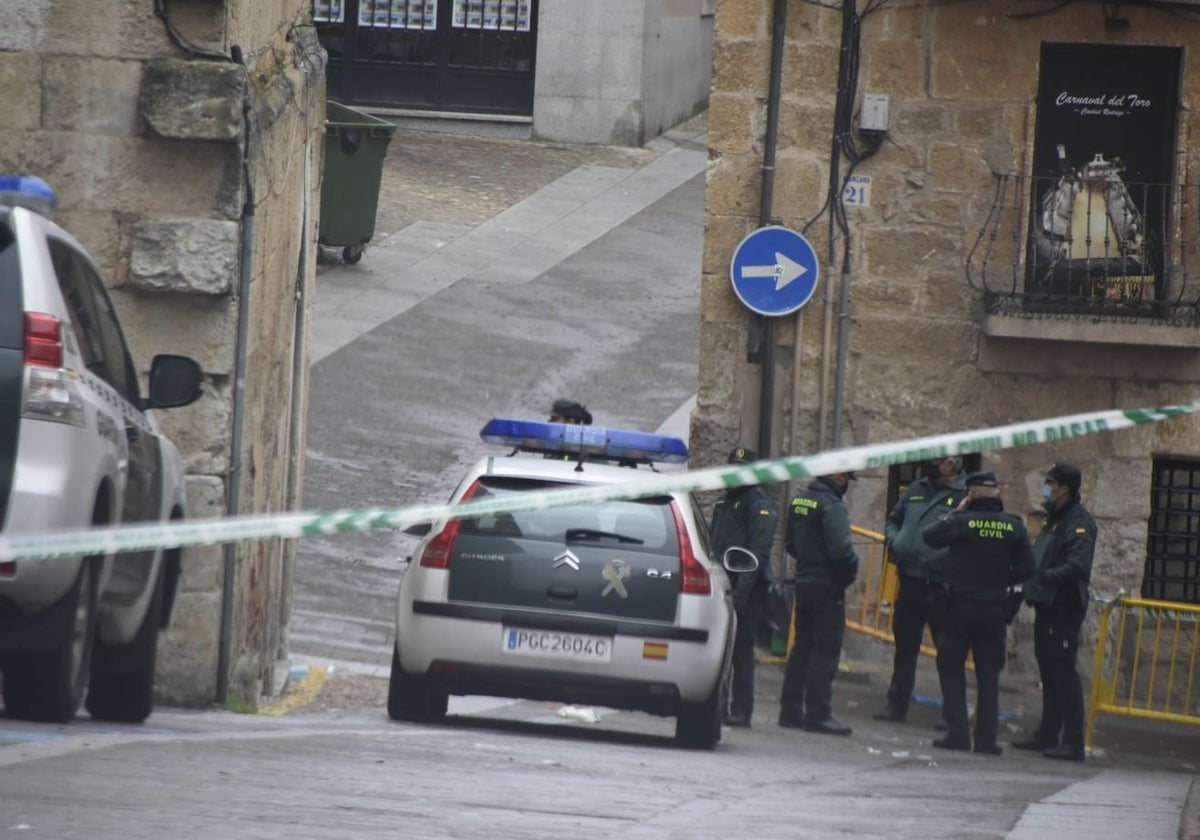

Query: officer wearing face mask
[
  {"left": 874, "top": 456, "right": 967, "bottom": 724},
  {"left": 1012, "top": 462, "right": 1096, "bottom": 762}
]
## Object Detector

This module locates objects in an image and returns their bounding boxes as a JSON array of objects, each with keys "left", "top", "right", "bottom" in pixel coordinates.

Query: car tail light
[
  {"left": 671, "top": 502, "right": 711, "bottom": 596},
  {"left": 21, "top": 312, "right": 84, "bottom": 427},
  {"left": 0, "top": 561, "right": 15, "bottom": 577},
  {"left": 24, "top": 312, "right": 62, "bottom": 368},
  {"left": 418, "top": 479, "right": 483, "bottom": 569}
]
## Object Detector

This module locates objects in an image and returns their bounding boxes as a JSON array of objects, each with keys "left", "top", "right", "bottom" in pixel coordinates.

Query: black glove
[{"left": 1003, "top": 587, "right": 1024, "bottom": 625}]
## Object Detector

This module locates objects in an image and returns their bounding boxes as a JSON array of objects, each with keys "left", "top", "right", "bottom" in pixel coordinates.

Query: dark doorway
[{"left": 314, "top": 0, "right": 538, "bottom": 116}]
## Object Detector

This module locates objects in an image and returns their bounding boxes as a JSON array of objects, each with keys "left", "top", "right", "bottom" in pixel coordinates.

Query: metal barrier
[{"left": 1085, "top": 594, "right": 1200, "bottom": 747}]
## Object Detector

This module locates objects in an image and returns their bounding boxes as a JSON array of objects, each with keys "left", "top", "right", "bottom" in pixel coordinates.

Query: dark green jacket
[
  {"left": 921, "top": 497, "right": 1035, "bottom": 603},
  {"left": 885, "top": 472, "right": 967, "bottom": 582},
  {"left": 709, "top": 484, "right": 779, "bottom": 600},
  {"left": 785, "top": 477, "right": 859, "bottom": 589},
  {"left": 1023, "top": 494, "right": 1096, "bottom": 609}
]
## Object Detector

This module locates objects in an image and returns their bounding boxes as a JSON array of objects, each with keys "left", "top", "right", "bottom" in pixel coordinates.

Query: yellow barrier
[{"left": 1086, "top": 594, "right": 1200, "bottom": 747}]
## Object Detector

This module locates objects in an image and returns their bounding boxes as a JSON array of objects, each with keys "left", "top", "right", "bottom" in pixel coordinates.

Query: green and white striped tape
[{"left": 2, "top": 401, "right": 1196, "bottom": 563}]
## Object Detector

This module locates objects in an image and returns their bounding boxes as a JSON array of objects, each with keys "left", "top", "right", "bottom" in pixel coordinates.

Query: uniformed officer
[
  {"left": 874, "top": 456, "right": 967, "bottom": 723},
  {"left": 550, "top": 398, "right": 592, "bottom": 425},
  {"left": 778, "top": 471, "right": 859, "bottom": 736},
  {"left": 709, "top": 446, "right": 779, "bottom": 727},
  {"left": 922, "top": 472, "right": 1035, "bottom": 754},
  {"left": 1012, "top": 462, "right": 1097, "bottom": 762}
]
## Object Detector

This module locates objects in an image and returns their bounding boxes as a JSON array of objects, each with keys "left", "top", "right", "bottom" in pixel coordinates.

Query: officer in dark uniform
[
  {"left": 550, "top": 398, "right": 592, "bottom": 425},
  {"left": 778, "top": 470, "right": 859, "bottom": 735},
  {"left": 709, "top": 446, "right": 779, "bottom": 727},
  {"left": 922, "top": 472, "right": 1035, "bottom": 754},
  {"left": 874, "top": 456, "right": 967, "bottom": 723},
  {"left": 1013, "top": 462, "right": 1096, "bottom": 762}
]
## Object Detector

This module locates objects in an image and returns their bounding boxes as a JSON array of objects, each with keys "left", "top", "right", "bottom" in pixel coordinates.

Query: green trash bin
[{"left": 319, "top": 100, "right": 396, "bottom": 264}]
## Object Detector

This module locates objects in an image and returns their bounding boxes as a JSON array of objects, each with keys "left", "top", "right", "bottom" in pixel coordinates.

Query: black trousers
[
  {"left": 936, "top": 597, "right": 1006, "bottom": 747},
  {"left": 1032, "top": 601, "right": 1087, "bottom": 749},
  {"left": 884, "top": 575, "right": 945, "bottom": 715},
  {"left": 729, "top": 596, "right": 764, "bottom": 717},
  {"left": 779, "top": 583, "right": 846, "bottom": 724}
]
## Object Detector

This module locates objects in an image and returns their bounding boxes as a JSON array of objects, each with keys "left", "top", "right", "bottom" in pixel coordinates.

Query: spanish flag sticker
[
  {"left": 643, "top": 642, "right": 669, "bottom": 660},
  {"left": 1076, "top": 528, "right": 1087, "bottom": 534}
]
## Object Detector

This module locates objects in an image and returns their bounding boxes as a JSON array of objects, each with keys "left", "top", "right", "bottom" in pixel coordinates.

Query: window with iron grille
[{"left": 1144, "top": 458, "right": 1200, "bottom": 604}]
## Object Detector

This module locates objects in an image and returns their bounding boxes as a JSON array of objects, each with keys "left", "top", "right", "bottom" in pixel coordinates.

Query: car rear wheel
[
  {"left": 85, "top": 561, "right": 164, "bottom": 724},
  {"left": 387, "top": 644, "right": 448, "bottom": 722},
  {"left": 675, "top": 673, "right": 725, "bottom": 750},
  {"left": 2, "top": 559, "right": 99, "bottom": 723}
]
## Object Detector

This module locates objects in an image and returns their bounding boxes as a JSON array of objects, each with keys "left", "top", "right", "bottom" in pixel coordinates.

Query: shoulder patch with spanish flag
[{"left": 1076, "top": 527, "right": 1087, "bottom": 534}]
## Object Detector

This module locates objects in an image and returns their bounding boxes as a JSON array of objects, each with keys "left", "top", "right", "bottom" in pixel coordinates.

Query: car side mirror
[
  {"left": 145, "top": 354, "right": 203, "bottom": 409},
  {"left": 404, "top": 522, "right": 432, "bottom": 538},
  {"left": 722, "top": 546, "right": 759, "bottom": 574}
]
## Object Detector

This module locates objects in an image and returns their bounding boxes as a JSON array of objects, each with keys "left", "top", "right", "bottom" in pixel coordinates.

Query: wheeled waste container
[{"left": 318, "top": 100, "right": 396, "bottom": 264}]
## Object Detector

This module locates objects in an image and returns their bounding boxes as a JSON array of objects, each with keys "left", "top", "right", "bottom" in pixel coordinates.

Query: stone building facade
[
  {"left": 0, "top": 0, "right": 325, "bottom": 706},
  {"left": 697, "top": 2, "right": 1200, "bottom": 672}
]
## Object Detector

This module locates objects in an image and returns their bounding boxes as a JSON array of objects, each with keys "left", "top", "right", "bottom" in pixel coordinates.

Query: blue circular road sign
[{"left": 729, "top": 225, "right": 820, "bottom": 317}]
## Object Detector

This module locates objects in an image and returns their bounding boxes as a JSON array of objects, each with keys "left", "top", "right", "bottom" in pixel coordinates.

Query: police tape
[{"left": 1, "top": 400, "right": 1197, "bottom": 563}]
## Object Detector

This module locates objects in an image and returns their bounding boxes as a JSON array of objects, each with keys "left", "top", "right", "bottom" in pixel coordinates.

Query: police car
[
  {"left": 0, "top": 175, "right": 202, "bottom": 724},
  {"left": 389, "top": 419, "right": 756, "bottom": 749}
]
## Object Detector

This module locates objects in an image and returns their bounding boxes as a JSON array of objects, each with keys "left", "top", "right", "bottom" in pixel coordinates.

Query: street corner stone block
[
  {"left": 0, "top": 52, "right": 42, "bottom": 129},
  {"left": 186, "top": 474, "right": 227, "bottom": 519},
  {"left": 894, "top": 100, "right": 952, "bottom": 139},
  {"left": 180, "top": 543, "right": 223, "bottom": 593},
  {"left": 130, "top": 218, "right": 238, "bottom": 295},
  {"left": 139, "top": 58, "right": 245, "bottom": 142},
  {"left": 864, "top": 39, "right": 924, "bottom": 99},
  {"left": 784, "top": 40, "right": 840, "bottom": 95},
  {"left": 42, "top": 56, "right": 142, "bottom": 135},
  {"left": 928, "top": 142, "right": 992, "bottom": 193},
  {"left": 708, "top": 93, "right": 757, "bottom": 156},
  {"left": 157, "top": 591, "right": 221, "bottom": 706},
  {"left": 712, "top": 39, "right": 770, "bottom": 95}
]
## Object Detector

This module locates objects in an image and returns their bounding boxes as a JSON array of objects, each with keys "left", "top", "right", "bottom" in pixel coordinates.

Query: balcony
[{"left": 967, "top": 165, "right": 1200, "bottom": 333}]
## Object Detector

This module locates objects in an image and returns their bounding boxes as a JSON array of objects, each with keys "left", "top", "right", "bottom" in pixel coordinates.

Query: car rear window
[
  {"left": 459, "top": 476, "right": 678, "bottom": 554},
  {"left": 0, "top": 212, "right": 21, "bottom": 349}
]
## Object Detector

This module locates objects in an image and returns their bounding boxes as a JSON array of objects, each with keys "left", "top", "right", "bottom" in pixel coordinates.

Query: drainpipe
[
  {"left": 218, "top": 45, "right": 253, "bottom": 703},
  {"left": 755, "top": 0, "right": 787, "bottom": 459}
]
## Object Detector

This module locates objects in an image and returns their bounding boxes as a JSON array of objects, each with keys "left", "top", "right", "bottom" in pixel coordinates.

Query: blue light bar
[
  {"left": 0, "top": 175, "right": 57, "bottom": 218},
  {"left": 480, "top": 418, "right": 688, "bottom": 464}
]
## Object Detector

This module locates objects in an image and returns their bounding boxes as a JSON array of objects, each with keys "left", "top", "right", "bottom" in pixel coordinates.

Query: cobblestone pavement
[{"left": 370, "top": 120, "right": 692, "bottom": 237}]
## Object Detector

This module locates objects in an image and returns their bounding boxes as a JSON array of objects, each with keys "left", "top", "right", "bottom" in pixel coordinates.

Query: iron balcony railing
[{"left": 967, "top": 169, "right": 1200, "bottom": 326}]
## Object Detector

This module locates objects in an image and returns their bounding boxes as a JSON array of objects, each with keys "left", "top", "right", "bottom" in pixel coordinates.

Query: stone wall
[
  {"left": 699, "top": 1, "right": 1200, "bottom": 672},
  {"left": 533, "top": 0, "right": 713, "bottom": 145},
  {"left": 0, "top": 0, "right": 324, "bottom": 706}
]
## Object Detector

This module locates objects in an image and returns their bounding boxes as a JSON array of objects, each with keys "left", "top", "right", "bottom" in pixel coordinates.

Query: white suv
[{"left": 0, "top": 175, "right": 202, "bottom": 724}]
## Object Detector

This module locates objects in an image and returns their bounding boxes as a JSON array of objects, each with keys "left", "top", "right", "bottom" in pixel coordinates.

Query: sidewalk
[{"left": 313, "top": 114, "right": 708, "bottom": 365}]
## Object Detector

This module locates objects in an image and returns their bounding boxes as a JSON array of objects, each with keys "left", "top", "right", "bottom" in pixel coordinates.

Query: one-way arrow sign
[
  {"left": 740, "top": 251, "right": 807, "bottom": 291},
  {"left": 730, "top": 226, "right": 820, "bottom": 316}
]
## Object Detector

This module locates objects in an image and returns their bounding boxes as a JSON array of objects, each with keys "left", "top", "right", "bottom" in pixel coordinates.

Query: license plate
[{"left": 502, "top": 627, "right": 612, "bottom": 662}]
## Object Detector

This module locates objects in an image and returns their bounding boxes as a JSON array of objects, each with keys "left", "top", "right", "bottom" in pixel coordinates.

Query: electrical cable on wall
[{"left": 155, "top": 0, "right": 231, "bottom": 61}]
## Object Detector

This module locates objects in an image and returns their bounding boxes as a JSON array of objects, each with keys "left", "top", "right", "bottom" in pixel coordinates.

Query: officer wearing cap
[
  {"left": 550, "top": 398, "right": 592, "bottom": 425},
  {"left": 922, "top": 472, "right": 1035, "bottom": 754},
  {"left": 874, "top": 456, "right": 967, "bottom": 723},
  {"left": 778, "top": 470, "right": 859, "bottom": 736},
  {"left": 709, "top": 446, "right": 779, "bottom": 727},
  {"left": 1012, "top": 462, "right": 1097, "bottom": 762}
]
